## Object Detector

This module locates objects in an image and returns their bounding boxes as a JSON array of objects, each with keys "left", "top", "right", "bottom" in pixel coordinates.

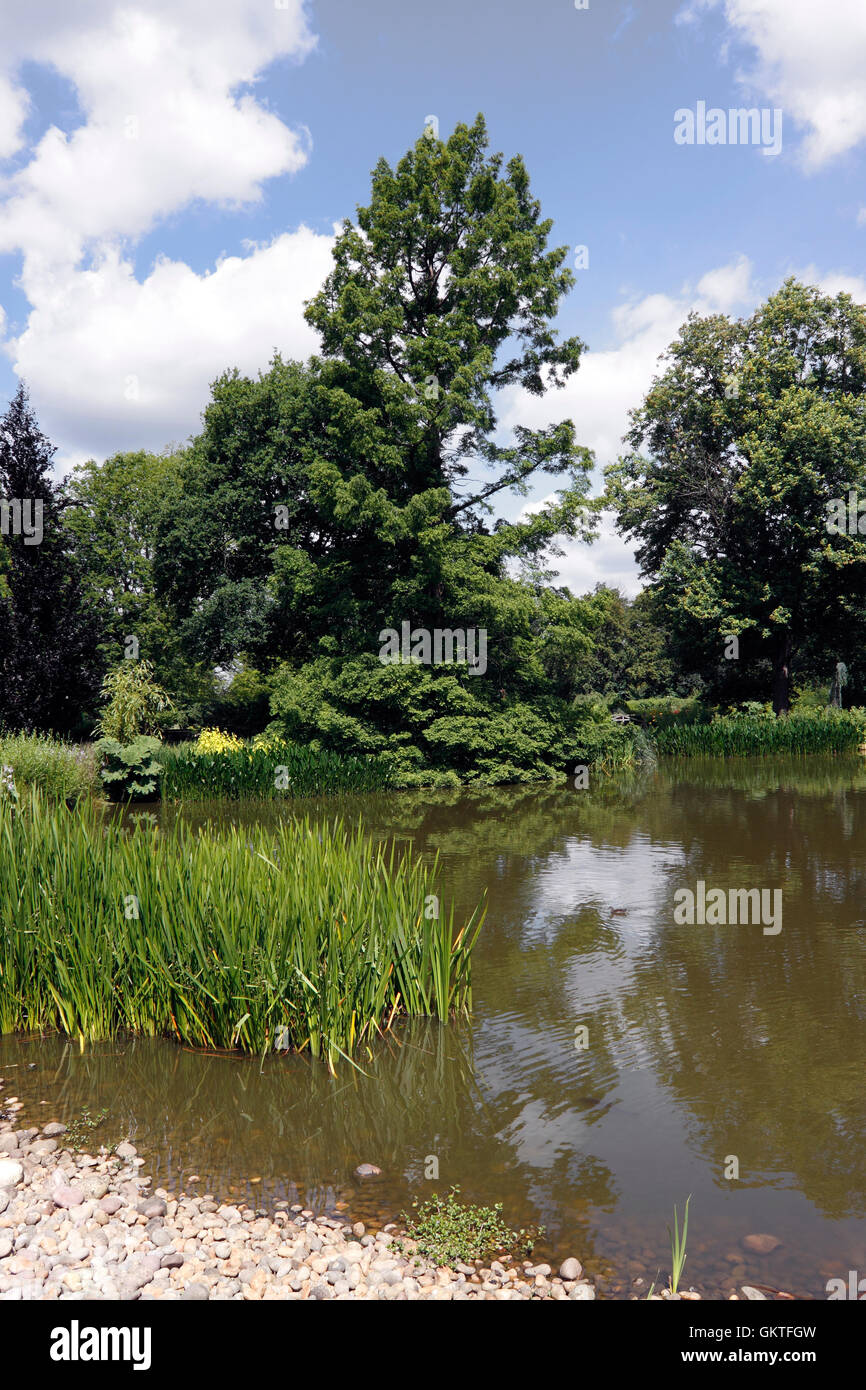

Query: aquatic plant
[
  {"left": 0, "top": 732, "right": 99, "bottom": 801},
  {"left": 653, "top": 709, "right": 866, "bottom": 757},
  {"left": 392, "top": 1186, "right": 540, "bottom": 1269},
  {"left": 95, "top": 736, "right": 163, "bottom": 801},
  {"left": 0, "top": 793, "right": 483, "bottom": 1072},
  {"left": 159, "top": 740, "right": 394, "bottom": 800},
  {"left": 667, "top": 1195, "right": 691, "bottom": 1296}
]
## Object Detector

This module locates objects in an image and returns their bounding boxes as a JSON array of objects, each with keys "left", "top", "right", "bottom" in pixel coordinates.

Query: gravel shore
[{"left": 0, "top": 1098, "right": 597, "bottom": 1302}]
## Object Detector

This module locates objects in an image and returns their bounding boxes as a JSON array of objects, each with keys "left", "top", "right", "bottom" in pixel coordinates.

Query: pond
[{"left": 3, "top": 755, "right": 865, "bottom": 1298}]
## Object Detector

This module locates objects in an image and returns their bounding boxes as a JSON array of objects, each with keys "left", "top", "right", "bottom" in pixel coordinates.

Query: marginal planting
[
  {"left": 0, "top": 732, "right": 99, "bottom": 801},
  {"left": 392, "top": 1187, "right": 541, "bottom": 1270},
  {"left": 0, "top": 794, "right": 483, "bottom": 1071},
  {"left": 159, "top": 740, "right": 394, "bottom": 800},
  {"left": 653, "top": 710, "right": 866, "bottom": 757}
]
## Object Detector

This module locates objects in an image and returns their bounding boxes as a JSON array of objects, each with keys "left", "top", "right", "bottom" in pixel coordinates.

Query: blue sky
[{"left": 0, "top": 0, "right": 864, "bottom": 595}]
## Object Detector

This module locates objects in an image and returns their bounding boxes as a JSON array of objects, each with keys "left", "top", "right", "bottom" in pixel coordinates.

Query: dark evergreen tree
[{"left": 0, "top": 384, "right": 102, "bottom": 734}]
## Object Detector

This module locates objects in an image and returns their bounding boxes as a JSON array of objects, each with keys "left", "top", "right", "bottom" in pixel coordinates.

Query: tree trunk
[{"left": 772, "top": 631, "right": 793, "bottom": 716}]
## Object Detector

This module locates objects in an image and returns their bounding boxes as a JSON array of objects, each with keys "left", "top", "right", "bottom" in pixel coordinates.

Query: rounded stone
[
  {"left": 52, "top": 1185, "right": 85, "bottom": 1209},
  {"left": 569, "top": 1282, "right": 596, "bottom": 1300},
  {"left": 742, "top": 1234, "right": 782, "bottom": 1256},
  {"left": 354, "top": 1164, "right": 382, "bottom": 1178},
  {"left": 0, "top": 1160, "right": 24, "bottom": 1189},
  {"left": 559, "top": 1257, "right": 583, "bottom": 1281}
]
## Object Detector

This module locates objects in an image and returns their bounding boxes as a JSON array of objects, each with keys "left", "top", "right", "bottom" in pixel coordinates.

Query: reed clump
[
  {"left": 653, "top": 709, "right": 866, "bottom": 757},
  {"left": 0, "top": 793, "right": 483, "bottom": 1072},
  {"left": 159, "top": 740, "right": 394, "bottom": 800}
]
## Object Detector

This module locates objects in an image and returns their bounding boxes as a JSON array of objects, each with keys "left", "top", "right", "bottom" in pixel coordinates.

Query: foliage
[
  {"left": 194, "top": 727, "right": 244, "bottom": 754},
  {"left": 64, "top": 1107, "right": 110, "bottom": 1152},
  {"left": 607, "top": 279, "right": 866, "bottom": 714},
  {"left": 267, "top": 654, "right": 642, "bottom": 785},
  {"left": 653, "top": 708, "right": 866, "bottom": 757},
  {"left": 0, "top": 732, "right": 99, "bottom": 801},
  {"left": 393, "top": 1186, "right": 539, "bottom": 1269},
  {"left": 95, "top": 735, "right": 163, "bottom": 800},
  {"left": 0, "top": 793, "right": 484, "bottom": 1071},
  {"left": 667, "top": 1195, "right": 691, "bottom": 1296},
  {"left": 62, "top": 449, "right": 189, "bottom": 681},
  {"left": 95, "top": 659, "right": 173, "bottom": 742},
  {"left": 159, "top": 738, "right": 394, "bottom": 800},
  {"left": 0, "top": 384, "right": 102, "bottom": 735},
  {"left": 624, "top": 696, "right": 705, "bottom": 727}
]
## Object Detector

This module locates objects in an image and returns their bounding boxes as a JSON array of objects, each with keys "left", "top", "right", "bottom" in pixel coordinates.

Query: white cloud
[
  {"left": 0, "top": 76, "right": 29, "bottom": 160},
  {"left": 0, "top": 1, "right": 329, "bottom": 464},
  {"left": 0, "top": 1, "right": 315, "bottom": 275},
  {"left": 679, "top": 0, "right": 866, "bottom": 169},
  {"left": 7, "top": 228, "right": 335, "bottom": 465}
]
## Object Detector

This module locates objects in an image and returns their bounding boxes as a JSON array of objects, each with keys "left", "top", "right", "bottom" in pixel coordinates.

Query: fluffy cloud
[
  {"left": 0, "top": 1, "right": 315, "bottom": 275},
  {"left": 0, "top": 1, "right": 330, "bottom": 464},
  {"left": 679, "top": 0, "right": 866, "bottom": 169},
  {"left": 10, "top": 228, "right": 335, "bottom": 465}
]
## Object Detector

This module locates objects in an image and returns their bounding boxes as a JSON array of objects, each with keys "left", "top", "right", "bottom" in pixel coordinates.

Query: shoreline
[{"left": 0, "top": 1100, "right": 601, "bottom": 1302}]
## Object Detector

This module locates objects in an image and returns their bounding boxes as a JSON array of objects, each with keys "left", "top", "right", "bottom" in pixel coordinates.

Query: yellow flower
[{"left": 195, "top": 727, "right": 244, "bottom": 754}]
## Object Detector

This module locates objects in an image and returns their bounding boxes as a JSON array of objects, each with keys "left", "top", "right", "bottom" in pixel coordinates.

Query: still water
[{"left": 3, "top": 755, "right": 865, "bottom": 1298}]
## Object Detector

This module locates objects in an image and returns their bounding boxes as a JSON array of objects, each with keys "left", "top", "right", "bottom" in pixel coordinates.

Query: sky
[{"left": 0, "top": 0, "right": 864, "bottom": 598}]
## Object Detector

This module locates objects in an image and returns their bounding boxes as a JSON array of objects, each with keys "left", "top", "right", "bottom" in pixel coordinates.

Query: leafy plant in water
[
  {"left": 95, "top": 735, "right": 163, "bottom": 801},
  {"left": 392, "top": 1186, "right": 541, "bottom": 1270},
  {"left": 64, "top": 1106, "right": 110, "bottom": 1151}
]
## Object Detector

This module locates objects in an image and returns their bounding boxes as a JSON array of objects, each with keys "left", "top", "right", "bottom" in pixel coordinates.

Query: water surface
[{"left": 3, "top": 755, "right": 865, "bottom": 1298}]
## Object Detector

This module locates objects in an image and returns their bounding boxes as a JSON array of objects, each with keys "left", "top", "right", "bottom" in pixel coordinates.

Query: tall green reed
[
  {"left": 0, "top": 793, "right": 483, "bottom": 1073},
  {"left": 654, "top": 711, "right": 866, "bottom": 757},
  {"left": 159, "top": 742, "right": 394, "bottom": 800}
]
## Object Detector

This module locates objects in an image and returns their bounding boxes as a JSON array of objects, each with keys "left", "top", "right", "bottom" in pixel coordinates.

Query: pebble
[
  {"left": 354, "top": 1164, "right": 382, "bottom": 1178},
  {"left": 0, "top": 1108, "right": 604, "bottom": 1304},
  {"left": 0, "top": 1161, "right": 23, "bottom": 1190},
  {"left": 742, "top": 1234, "right": 782, "bottom": 1256}
]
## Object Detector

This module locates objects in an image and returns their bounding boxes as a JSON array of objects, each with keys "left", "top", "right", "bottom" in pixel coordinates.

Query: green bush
[
  {"left": 95, "top": 736, "right": 163, "bottom": 800},
  {"left": 0, "top": 793, "right": 484, "bottom": 1069},
  {"left": 624, "top": 696, "right": 705, "bottom": 728},
  {"left": 95, "top": 660, "right": 173, "bottom": 742},
  {"left": 0, "top": 733, "right": 99, "bottom": 801}
]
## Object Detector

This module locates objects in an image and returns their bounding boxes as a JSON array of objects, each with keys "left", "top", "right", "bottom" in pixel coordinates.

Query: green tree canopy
[{"left": 606, "top": 279, "right": 866, "bottom": 713}]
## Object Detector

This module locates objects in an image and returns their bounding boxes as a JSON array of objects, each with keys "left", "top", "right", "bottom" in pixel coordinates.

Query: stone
[
  {"left": 160, "top": 1252, "right": 184, "bottom": 1268},
  {"left": 741, "top": 1285, "right": 768, "bottom": 1300},
  {"left": 139, "top": 1198, "right": 167, "bottom": 1219},
  {"left": 0, "top": 1160, "right": 24, "bottom": 1189},
  {"left": 354, "top": 1164, "right": 382, "bottom": 1177},
  {"left": 115, "top": 1142, "right": 137, "bottom": 1160},
  {"left": 52, "top": 1186, "right": 85, "bottom": 1209},
  {"left": 569, "top": 1282, "right": 596, "bottom": 1300},
  {"left": 742, "top": 1234, "right": 782, "bottom": 1256},
  {"left": 29, "top": 1139, "right": 58, "bottom": 1156},
  {"left": 42, "top": 1123, "right": 67, "bottom": 1138},
  {"left": 559, "top": 1257, "right": 583, "bottom": 1281},
  {"left": 181, "top": 1281, "right": 210, "bottom": 1300},
  {"left": 0, "top": 1237, "right": 12, "bottom": 1258},
  {"left": 99, "top": 1195, "right": 123, "bottom": 1214}
]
